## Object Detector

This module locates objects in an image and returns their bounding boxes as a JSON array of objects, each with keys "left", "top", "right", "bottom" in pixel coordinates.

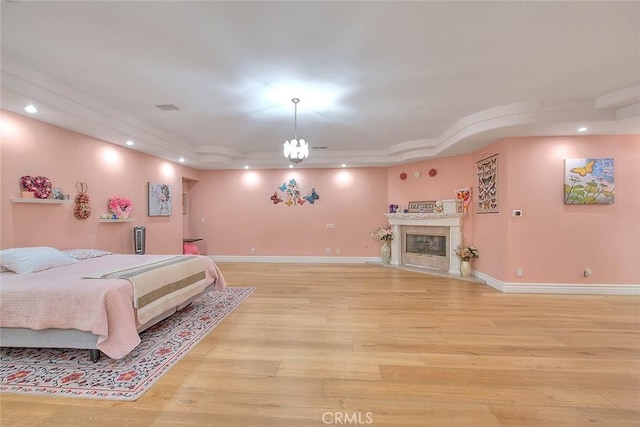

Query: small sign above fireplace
[{"left": 407, "top": 200, "right": 437, "bottom": 213}]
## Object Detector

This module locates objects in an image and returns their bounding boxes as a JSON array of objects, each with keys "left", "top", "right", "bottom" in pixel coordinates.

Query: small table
[{"left": 182, "top": 238, "right": 203, "bottom": 255}]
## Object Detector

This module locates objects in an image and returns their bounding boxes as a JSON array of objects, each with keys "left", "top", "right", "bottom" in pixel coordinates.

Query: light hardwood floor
[{"left": 1, "top": 263, "right": 639, "bottom": 426}]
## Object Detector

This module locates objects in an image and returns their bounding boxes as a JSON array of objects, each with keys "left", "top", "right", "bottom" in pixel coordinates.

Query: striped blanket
[{"left": 84, "top": 256, "right": 208, "bottom": 324}]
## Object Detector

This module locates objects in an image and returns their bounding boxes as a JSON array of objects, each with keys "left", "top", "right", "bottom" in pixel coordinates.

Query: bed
[{"left": 0, "top": 247, "right": 226, "bottom": 362}]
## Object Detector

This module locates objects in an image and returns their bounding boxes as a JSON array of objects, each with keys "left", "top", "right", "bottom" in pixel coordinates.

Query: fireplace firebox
[{"left": 406, "top": 234, "right": 446, "bottom": 257}]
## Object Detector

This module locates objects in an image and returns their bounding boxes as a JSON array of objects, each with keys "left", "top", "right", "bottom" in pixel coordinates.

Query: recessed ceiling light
[
  {"left": 178, "top": 157, "right": 185, "bottom": 163},
  {"left": 24, "top": 104, "right": 38, "bottom": 114},
  {"left": 125, "top": 140, "right": 134, "bottom": 146},
  {"left": 244, "top": 165, "right": 249, "bottom": 169},
  {"left": 578, "top": 127, "right": 588, "bottom": 132},
  {"left": 341, "top": 164, "right": 346, "bottom": 168},
  {"left": 288, "top": 164, "right": 293, "bottom": 169}
]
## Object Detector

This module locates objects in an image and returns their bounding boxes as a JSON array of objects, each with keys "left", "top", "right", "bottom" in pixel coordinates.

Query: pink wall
[
  {"left": 187, "top": 168, "right": 388, "bottom": 257},
  {"left": 391, "top": 136, "right": 640, "bottom": 285},
  {"left": 387, "top": 154, "right": 477, "bottom": 242},
  {"left": 1, "top": 110, "right": 198, "bottom": 254},
  {"left": 2, "top": 110, "right": 638, "bottom": 285},
  {"left": 501, "top": 135, "right": 640, "bottom": 284}
]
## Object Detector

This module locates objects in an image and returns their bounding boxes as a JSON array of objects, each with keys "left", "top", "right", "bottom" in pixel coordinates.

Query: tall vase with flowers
[
  {"left": 454, "top": 243, "right": 479, "bottom": 276},
  {"left": 372, "top": 224, "right": 393, "bottom": 263},
  {"left": 108, "top": 196, "right": 133, "bottom": 219}
]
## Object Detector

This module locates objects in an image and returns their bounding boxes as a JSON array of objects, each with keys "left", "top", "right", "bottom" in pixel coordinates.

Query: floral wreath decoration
[
  {"left": 400, "top": 172, "right": 407, "bottom": 181},
  {"left": 20, "top": 175, "right": 52, "bottom": 199},
  {"left": 429, "top": 168, "right": 437, "bottom": 177}
]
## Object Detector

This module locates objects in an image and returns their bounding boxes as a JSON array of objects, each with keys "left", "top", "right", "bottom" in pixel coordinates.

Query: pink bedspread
[{"left": 0, "top": 254, "right": 226, "bottom": 359}]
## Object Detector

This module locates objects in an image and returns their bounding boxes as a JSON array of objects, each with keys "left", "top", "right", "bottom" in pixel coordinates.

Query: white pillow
[
  {"left": 63, "top": 248, "right": 113, "bottom": 260},
  {"left": 0, "top": 246, "right": 79, "bottom": 274}
]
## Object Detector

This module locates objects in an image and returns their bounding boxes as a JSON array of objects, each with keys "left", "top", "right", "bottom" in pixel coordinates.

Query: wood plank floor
[{"left": 1, "top": 263, "right": 639, "bottom": 426}]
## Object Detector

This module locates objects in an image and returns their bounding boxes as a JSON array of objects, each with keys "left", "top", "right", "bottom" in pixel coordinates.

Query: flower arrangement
[
  {"left": 108, "top": 196, "right": 133, "bottom": 219},
  {"left": 372, "top": 224, "right": 394, "bottom": 242},
  {"left": 454, "top": 244, "right": 479, "bottom": 261}
]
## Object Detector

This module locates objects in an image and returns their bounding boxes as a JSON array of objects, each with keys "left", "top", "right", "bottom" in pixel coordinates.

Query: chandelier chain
[{"left": 292, "top": 98, "right": 299, "bottom": 140}]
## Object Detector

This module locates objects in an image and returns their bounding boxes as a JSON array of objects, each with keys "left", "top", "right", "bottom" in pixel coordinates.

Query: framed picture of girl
[{"left": 148, "top": 182, "right": 172, "bottom": 216}]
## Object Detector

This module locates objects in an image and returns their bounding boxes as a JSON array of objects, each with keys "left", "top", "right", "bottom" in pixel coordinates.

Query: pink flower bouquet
[{"left": 108, "top": 196, "right": 133, "bottom": 219}]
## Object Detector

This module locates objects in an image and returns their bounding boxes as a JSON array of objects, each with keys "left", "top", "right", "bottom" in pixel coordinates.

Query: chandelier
[{"left": 283, "top": 98, "right": 309, "bottom": 164}]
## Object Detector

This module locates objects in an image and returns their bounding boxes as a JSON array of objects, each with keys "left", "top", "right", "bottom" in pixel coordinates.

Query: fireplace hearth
[{"left": 385, "top": 211, "right": 464, "bottom": 275}]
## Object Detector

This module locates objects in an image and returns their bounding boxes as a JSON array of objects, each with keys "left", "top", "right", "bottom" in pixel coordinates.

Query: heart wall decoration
[{"left": 20, "top": 176, "right": 52, "bottom": 199}]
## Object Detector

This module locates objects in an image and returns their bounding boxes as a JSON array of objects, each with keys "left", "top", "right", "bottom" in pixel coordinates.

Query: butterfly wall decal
[
  {"left": 570, "top": 160, "right": 595, "bottom": 177},
  {"left": 303, "top": 188, "right": 320, "bottom": 204},
  {"left": 270, "top": 192, "right": 282, "bottom": 204},
  {"left": 271, "top": 181, "right": 320, "bottom": 207}
]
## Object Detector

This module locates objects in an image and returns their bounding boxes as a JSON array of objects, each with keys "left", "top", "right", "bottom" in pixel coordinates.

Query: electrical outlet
[
  {"left": 250, "top": 247, "right": 256, "bottom": 254},
  {"left": 336, "top": 249, "right": 340, "bottom": 254},
  {"left": 325, "top": 248, "right": 331, "bottom": 254},
  {"left": 326, "top": 223, "right": 335, "bottom": 229},
  {"left": 200, "top": 217, "right": 205, "bottom": 223},
  {"left": 584, "top": 268, "right": 592, "bottom": 277},
  {"left": 516, "top": 268, "right": 523, "bottom": 277}
]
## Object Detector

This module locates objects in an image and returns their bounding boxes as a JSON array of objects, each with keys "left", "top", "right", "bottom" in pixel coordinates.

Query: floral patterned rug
[{"left": 0, "top": 287, "right": 255, "bottom": 401}]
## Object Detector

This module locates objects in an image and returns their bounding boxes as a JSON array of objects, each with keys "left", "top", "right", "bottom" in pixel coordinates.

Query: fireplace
[{"left": 385, "top": 210, "right": 463, "bottom": 275}]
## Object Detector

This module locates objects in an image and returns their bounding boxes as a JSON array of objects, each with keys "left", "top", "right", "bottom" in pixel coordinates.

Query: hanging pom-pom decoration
[{"left": 74, "top": 181, "right": 91, "bottom": 220}]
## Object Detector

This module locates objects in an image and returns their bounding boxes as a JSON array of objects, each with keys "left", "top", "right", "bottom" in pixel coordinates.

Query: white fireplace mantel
[{"left": 384, "top": 213, "right": 464, "bottom": 275}]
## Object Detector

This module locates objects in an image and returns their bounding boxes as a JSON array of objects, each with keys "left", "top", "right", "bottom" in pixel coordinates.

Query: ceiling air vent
[{"left": 155, "top": 104, "right": 180, "bottom": 111}]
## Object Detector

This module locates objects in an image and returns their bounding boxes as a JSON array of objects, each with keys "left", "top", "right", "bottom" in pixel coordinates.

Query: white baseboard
[
  {"left": 210, "top": 255, "right": 378, "bottom": 264},
  {"left": 474, "top": 270, "right": 640, "bottom": 295}
]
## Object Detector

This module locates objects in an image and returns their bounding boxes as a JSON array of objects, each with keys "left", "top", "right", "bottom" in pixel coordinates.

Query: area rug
[{"left": 0, "top": 287, "right": 255, "bottom": 401}]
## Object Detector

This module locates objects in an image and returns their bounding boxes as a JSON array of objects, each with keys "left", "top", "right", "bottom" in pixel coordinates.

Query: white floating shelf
[
  {"left": 99, "top": 218, "right": 137, "bottom": 223},
  {"left": 11, "top": 198, "right": 72, "bottom": 204}
]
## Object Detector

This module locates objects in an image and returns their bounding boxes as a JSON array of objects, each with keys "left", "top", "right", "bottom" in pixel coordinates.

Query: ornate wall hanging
[{"left": 476, "top": 154, "right": 498, "bottom": 213}]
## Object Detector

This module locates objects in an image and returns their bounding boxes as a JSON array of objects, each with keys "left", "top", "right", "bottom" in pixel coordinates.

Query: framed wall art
[
  {"left": 52, "top": 188, "right": 64, "bottom": 200},
  {"left": 476, "top": 154, "right": 498, "bottom": 213},
  {"left": 148, "top": 182, "right": 172, "bottom": 216},
  {"left": 564, "top": 158, "right": 614, "bottom": 204}
]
